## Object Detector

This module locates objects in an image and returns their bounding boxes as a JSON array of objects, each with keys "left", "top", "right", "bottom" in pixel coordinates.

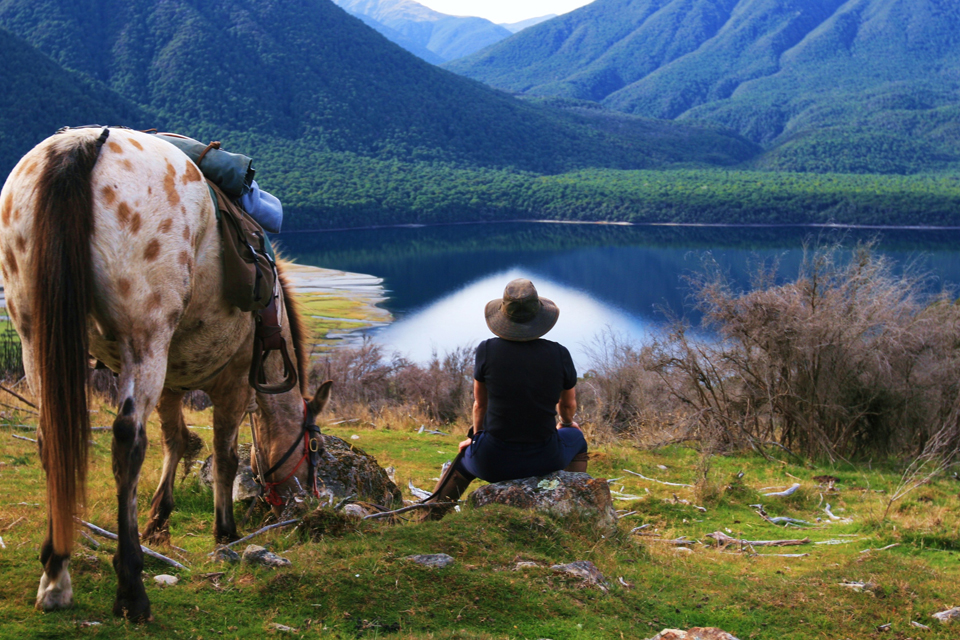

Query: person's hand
[
  {"left": 557, "top": 421, "right": 580, "bottom": 430},
  {"left": 458, "top": 437, "right": 472, "bottom": 452}
]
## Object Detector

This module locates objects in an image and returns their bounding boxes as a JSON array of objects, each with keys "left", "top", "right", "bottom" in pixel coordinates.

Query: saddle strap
[{"left": 249, "top": 293, "right": 298, "bottom": 394}]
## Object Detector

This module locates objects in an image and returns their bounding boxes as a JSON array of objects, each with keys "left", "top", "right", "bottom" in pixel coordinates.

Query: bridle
[{"left": 250, "top": 399, "right": 325, "bottom": 506}]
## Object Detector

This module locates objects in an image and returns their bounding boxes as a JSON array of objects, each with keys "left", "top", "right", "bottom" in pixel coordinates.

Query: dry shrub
[
  {"left": 649, "top": 242, "right": 960, "bottom": 460},
  {"left": 576, "top": 330, "right": 681, "bottom": 444},
  {"left": 310, "top": 338, "right": 474, "bottom": 426}
]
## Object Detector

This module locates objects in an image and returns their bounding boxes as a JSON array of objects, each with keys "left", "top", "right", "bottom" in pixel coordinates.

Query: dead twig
[
  {"left": 79, "top": 520, "right": 188, "bottom": 570},
  {"left": 707, "top": 531, "right": 810, "bottom": 548},
  {"left": 763, "top": 483, "right": 801, "bottom": 497},
  {"left": 11, "top": 434, "right": 36, "bottom": 443},
  {"left": 363, "top": 502, "right": 456, "bottom": 520},
  {"left": 859, "top": 543, "right": 900, "bottom": 554},
  {"left": 0, "top": 400, "right": 37, "bottom": 415},
  {"left": 623, "top": 469, "right": 693, "bottom": 488},
  {"left": 0, "top": 384, "right": 36, "bottom": 409},
  {"left": 213, "top": 519, "right": 299, "bottom": 552}
]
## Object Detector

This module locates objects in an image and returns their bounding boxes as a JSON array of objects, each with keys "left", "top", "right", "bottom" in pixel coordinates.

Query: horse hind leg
[
  {"left": 142, "top": 390, "right": 201, "bottom": 545},
  {"left": 110, "top": 343, "right": 170, "bottom": 622}
]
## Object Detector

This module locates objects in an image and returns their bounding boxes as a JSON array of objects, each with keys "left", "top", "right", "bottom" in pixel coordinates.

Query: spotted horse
[{"left": 0, "top": 128, "right": 332, "bottom": 621}]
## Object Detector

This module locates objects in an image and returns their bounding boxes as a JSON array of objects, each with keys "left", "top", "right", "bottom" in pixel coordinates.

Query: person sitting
[{"left": 426, "top": 278, "right": 589, "bottom": 507}]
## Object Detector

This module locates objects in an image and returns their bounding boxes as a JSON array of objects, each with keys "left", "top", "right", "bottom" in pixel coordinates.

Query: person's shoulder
[{"left": 534, "top": 338, "right": 570, "bottom": 352}]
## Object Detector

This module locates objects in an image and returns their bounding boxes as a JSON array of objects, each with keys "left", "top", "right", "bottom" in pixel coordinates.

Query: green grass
[{"left": 1, "top": 411, "right": 960, "bottom": 639}]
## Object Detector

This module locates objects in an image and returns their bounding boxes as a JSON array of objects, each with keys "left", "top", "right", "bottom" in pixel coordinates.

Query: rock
[
  {"left": 199, "top": 436, "right": 402, "bottom": 508},
  {"left": 199, "top": 443, "right": 261, "bottom": 500},
  {"left": 242, "top": 545, "right": 291, "bottom": 568},
  {"left": 550, "top": 560, "right": 609, "bottom": 588},
  {"left": 342, "top": 503, "right": 369, "bottom": 518},
  {"left": 646, "top": 629, "right": 741, "bottom": 640},
  {"left": 213, "top": 547, "right": 240, "bottom": 564},
  {"left": 406, "top": 553, "right": 455, "bottom": 569},
  {"left": 933, "top": 607, "right": 960, "bottom": 623},
  {"left": 514, "top": 561, "right": 540, "bottom": 570},
  {"left": 153, "top": 574, "right": 179, "bottom": 586},
  {"left": 468, "top": 471, "right": 617, "bottom": 532}
]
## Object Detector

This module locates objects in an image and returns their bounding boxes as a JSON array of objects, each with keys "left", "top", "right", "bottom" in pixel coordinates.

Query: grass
[{"left": 1, "top": 403, "right": 960, "bottom": 640}]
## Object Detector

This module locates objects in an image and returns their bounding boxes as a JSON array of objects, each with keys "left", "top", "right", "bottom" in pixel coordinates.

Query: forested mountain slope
[
  {"left": 332, "top": 0, "right": 512, "bottom": 62},
  {"left": 0, "top": 27, "right": 154, "bottom": 175},
  {"left": 447, "top": 0, "right": 960, "bottom": 173},
  {"left": 0, "top": 0, "right": 757, "bottom": 176}
]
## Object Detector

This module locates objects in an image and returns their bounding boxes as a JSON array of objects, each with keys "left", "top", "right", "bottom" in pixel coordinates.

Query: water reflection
[
  {"left": 273, "top": 222, "right": 960, "bottom": 367},
  {"left": 376, "top": 268, "right": 654, "bottom": 370}
]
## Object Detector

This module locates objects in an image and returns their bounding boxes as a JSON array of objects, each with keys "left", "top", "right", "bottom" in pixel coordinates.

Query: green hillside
[
  {"left": 447, "top": 0, "right": 960, "bottom": 174},
  {"left": 333, "top": 0, "right": 513, "bottom": 62},
  {"left": 0, "top": 27, "right": 155, "bottom": 173},
  {"left": 0, "top": 0, "right": 759, "bottom": 177}
]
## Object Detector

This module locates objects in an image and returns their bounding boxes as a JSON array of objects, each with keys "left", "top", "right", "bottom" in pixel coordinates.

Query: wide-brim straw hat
[{"left": 484, "top": 278, "right": 559, "bottom": 341}]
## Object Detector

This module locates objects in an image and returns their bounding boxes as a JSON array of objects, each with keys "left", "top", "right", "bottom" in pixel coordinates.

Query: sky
[{"left": 415, "top": 0, "right": 594, "bottom": 24}]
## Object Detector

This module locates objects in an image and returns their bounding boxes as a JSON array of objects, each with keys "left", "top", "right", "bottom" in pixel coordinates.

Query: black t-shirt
[{"left": 474, "top": 337, "right": 577, "bottom": 443}]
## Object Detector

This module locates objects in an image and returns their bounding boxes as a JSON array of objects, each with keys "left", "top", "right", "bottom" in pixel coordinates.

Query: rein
[{"left": 252, "top": 400, "right": 325, "bottom": 506}]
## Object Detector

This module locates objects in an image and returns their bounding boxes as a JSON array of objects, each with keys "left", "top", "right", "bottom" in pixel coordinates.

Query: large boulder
[
  {"left": 467, "top": 471, "right": 617, "bottom": 533},
  {"left": 199, "top": 435, "right": 402, "bottom": 508}
]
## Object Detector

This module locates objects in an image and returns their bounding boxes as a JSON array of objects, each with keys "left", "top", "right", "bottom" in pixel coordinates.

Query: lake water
[{"left": 274, "top": 223, "right": 960, "bottom": 371}]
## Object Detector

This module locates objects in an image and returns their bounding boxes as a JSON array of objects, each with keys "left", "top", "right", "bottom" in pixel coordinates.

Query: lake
[{"left": 274, "top": 223, "right": 960, "bottom": 371}]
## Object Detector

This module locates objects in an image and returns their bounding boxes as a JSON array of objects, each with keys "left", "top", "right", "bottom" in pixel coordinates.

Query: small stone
[
  {"left": 406, "top": 553, "right": 455, "bottom": 568},
  {"left": 550, "top": 560, "right": 608, "bottom": 587},
  {"left": 933, "top": 607, "right": 960, "bottom": 623},
  {"left": 153, "top": 574, "right": 179, "bottom": 586},
  {"left": 350, "top": 434, "right": 360, "bottom": 440},
  {"left": 213, "top": 547, "right": 240, "bottom": 564},
  {"left": 342, "top": 503, "right": 369, "bottom": 518},
  {"left": 242, "top": 544, "right": 291, "bottom": 568},
  {"left": 646, "top": 629, "right": 741, "bottom": 640},
  {"left": 514, "top": 561, "right": 540, "bottom": 570}
]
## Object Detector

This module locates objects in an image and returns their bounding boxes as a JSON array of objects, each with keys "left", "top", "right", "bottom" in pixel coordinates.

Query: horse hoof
[
  {"left": 36, "top": 568, "right": 74, "bottom": 611},
  {"left": 113, "top": 597, "right": 152, "bottom": 623}
]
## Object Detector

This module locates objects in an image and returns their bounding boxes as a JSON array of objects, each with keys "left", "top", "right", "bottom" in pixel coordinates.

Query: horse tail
[
  {"left": 276, "top": 261, "right": 309, "bottom": 396},
  {"left": 33, "top": 134, "right": 99, "bottom": 555}
]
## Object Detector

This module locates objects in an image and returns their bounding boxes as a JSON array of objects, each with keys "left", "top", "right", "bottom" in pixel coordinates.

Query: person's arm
[
  {"left": 460, "top": 380, "right": 488, "bottom": 452},
  {"left": 556, "top": 387, "right": 579, "bottom": 430}
]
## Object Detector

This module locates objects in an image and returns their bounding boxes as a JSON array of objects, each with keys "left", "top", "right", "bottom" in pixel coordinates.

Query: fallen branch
[
  {"left": 79, "top": 520, "right": 188, "bottom": 570},
  {"left": 707, "top": 531, "right": 810, "bottom": 548},
  {"left": 859, "top": 543, "right": 900, "bottom": 554},
  {"left": 0, "top": 400, "right": 37, "bottom": 415},
  {"left": 215, "top": 519, "right": 299, "bottom": 551},
  {"left": 763, "top": 483, "right": 800, "bottom": 497},
  {"left": 11, "top": 434, "right": 36, "bottom": 443},
  {"left": 623, "top": 469, "right": 693, "bottom": 488},
  {"left": 722, "top": 551, "right": 809, "bottom": 558},
  {"left": 0, "top": 384, "right": 36, "bottom": 409},
  {"left": 363, "top": 502, "right": 456, "bottom": 520},
  {"left": 2, "top": 516, "right": 25, "bottom": 532},
  {"left": 648, "top": 536, "right": 697, "bottom": 546}
]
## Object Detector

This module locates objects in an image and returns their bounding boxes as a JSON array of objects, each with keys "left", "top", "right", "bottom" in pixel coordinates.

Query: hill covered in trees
[
  {"left": 447, "top": 0, "right": 960, "bottom": 174},
  {"left": 332, "top": 0, "right": 512, "bottom": 62}
]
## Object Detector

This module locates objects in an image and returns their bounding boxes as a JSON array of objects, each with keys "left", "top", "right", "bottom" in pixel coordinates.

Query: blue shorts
[{"left": 456, "top": 427, "right": 588, "bottom": 483}]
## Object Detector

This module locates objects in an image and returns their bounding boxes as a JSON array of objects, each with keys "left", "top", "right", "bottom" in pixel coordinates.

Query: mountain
[
  {"left": 0, "top": 0, "right": 761, "bottom": 177},
  {"left": 332, "top": 0, "right": 512, "bottom": 62},
  {"left": 0, "top": 27, "right": 154, "bottom": 173},
  {"left": 501, "top": 15, "right": 557, "bottom": 33},
  {"left": 447, "top": 0, "right": 960, "bottom": 174}
]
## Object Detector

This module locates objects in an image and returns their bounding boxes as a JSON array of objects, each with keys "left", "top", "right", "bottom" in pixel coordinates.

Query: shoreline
[{"left": 276, "top": 218, "right": 960, "bottom": 235}]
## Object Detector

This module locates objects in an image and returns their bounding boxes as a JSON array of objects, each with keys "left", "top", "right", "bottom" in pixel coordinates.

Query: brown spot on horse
[
  {"left": 166, "top": 311, "right": 180, "bottom": 330},
  {"left": 3, "top": 247, "right": 18, "bottom": 276},
  {"left": 163, "top": 162, "right": 180, "bottom": 207},
  {"left": 129, "top": 138, "right": 144, "bottom": 151},
  {"left": 182, "top": 225, "right": 190, "bottom": 241},
  {"left": 130, "top": 213, "right": 142, "bottom": 234},
  {"left": 182, "top": 163, "right": 202, "bottom": 184},
  {"left": 147, "top": 291, "right": 163, "bottom": 311},
  {"left": 7, "top": 298, "right": 16, "bottom": 321},
  {"left": 178, "top": 251, "right": 193, "bottom": 272},
  {"left": 22, "top": 160, "right": 37, "bottom": 176},
  {"left": 158, "top": 218, "right": 173, "bottom": 234},
  {"left": 15, "top": 234, "right": 26, "bottom": 252},
  {"left": 117, "top": 202, "right": 131, "bottom": 227},
  {"left": 144, "top": 239, "right": 161, "bottom": 262},
  {"left": 102, "top": 185, "right": 116, "bottom": 206},
  {"left": 108, "top": 142, "right": 123, "bottom": 154},
  {"left": 1, "top": 192, "right": 12, "bottom": 226},
  {"left": 118, "top": 279, "right": 131, "bottom": 297},
  {"left": 121, "top": 159, "right": 133, "bottom": 172}
]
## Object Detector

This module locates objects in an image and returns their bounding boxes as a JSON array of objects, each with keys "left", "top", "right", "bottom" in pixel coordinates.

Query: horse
[{"left": 0, "top": 127, "right": 331, "bottom": 621}]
